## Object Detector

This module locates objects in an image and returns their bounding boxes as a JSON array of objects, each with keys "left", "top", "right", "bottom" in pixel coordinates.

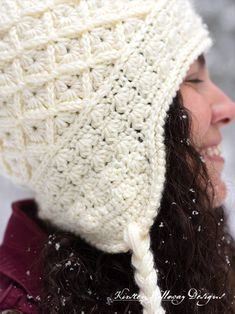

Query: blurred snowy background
[{"left": 0, "top": 0, "right": 235, "bottom": 242}]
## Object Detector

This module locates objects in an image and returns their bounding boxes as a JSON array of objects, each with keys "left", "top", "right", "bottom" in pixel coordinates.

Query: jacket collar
[{"left": 0, "top": 199, "right": 48, "bottom": 300}]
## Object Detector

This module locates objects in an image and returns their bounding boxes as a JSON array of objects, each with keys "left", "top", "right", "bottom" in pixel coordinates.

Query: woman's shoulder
[
  {"left": 0, "top": 273, "right": 39, "bottom": 314},
  {"left": 0, "top": 199, "right": 49, "bottom": 314}
]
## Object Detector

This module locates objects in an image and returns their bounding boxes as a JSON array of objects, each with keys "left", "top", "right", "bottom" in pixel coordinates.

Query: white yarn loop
[{"left": 123, "top": 222, "right": 166, "bottom": 314}]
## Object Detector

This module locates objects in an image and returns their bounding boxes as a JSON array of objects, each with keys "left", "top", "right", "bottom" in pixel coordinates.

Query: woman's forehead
[
  {"left": 192, "top": 54, "right": 206, "bottom": 68},
  {"left": 187, "top": 54, "right": 206, "bottom": 74},
  {"left": 198, "top": 54, "right": 206, "bottom": 68}
]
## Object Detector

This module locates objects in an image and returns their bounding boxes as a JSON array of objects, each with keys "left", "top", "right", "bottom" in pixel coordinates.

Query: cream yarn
[
  {"left": 0, "top": 0, "right": 212, "bottom": 312},
  {"left": 124, "top": 222, "right": 165, "bottom": 313}
]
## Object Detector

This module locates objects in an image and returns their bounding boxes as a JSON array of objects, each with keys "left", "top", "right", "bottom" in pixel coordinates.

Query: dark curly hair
[{"left": 36, "top": 90, "right": 235, "bottom": 314}]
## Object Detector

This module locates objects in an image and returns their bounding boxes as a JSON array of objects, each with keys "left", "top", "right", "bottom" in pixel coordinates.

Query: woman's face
[{"left": 180, "top": 55, "right": 235, "bottom": 207}]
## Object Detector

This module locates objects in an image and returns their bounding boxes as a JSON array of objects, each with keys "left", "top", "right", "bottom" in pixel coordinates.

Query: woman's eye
[{"left": 186, "top": 78, "right": 204, "bottom": 84}]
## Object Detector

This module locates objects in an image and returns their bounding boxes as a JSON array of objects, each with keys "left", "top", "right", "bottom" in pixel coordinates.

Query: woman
[{"left": 0, "top": 0, "right": 235, "bottom": 313}]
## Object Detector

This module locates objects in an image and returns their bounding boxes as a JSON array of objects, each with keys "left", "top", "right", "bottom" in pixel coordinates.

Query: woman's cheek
[
  {"left": 182, "top": 91, "right": 212, "bottom": 147},
  {"left": 191, "top": 104, "right": 211, "bottom": 145}
]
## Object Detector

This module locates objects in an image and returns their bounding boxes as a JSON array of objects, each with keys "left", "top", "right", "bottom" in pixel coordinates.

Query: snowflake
[
  {"left": 65, "top": 260, "right": 72, "bottom": 267},
  {"left": 55, "top": 242, "right": 60, "bottom": 250}
]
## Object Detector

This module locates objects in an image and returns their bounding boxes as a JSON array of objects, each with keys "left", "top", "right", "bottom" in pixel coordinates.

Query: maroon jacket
[{"left": 0, "top": 199, "right": 48, "bottom": 313}]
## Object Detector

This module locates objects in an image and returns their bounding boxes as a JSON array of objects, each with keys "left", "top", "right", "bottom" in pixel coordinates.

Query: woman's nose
[{"left": 211, "top": 83, "right": 235, "bottom": 126}]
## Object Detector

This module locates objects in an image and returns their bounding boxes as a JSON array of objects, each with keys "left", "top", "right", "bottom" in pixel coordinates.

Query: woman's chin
[
  {"left": 205, "top": 158, "right": 227, "bottom": 207},
  {"left": 212, "top": 179, "right": 227, "bottom": 208}
]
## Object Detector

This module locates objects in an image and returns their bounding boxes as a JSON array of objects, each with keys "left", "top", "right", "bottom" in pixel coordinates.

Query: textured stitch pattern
[
  {"left": 0, "top": 0, "right": 212, "bottom": 252},
  {"left": 0, "top": 1, "right": 212, "bottom": 312}
]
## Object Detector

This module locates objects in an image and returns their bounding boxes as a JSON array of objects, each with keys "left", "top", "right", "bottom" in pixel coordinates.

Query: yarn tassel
[{"left": 123, "top": 222, "right": 165, "bottom": 314}]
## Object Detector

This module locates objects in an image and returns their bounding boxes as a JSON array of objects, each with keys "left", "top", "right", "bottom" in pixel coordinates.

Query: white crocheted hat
[{"left": 0, "top": 0, "right": 212, "bottom": 312}]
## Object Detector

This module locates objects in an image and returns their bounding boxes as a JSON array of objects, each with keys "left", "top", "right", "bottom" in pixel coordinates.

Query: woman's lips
[{"left": 203, "top": 154, "right": 225, "bottom": 163}]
